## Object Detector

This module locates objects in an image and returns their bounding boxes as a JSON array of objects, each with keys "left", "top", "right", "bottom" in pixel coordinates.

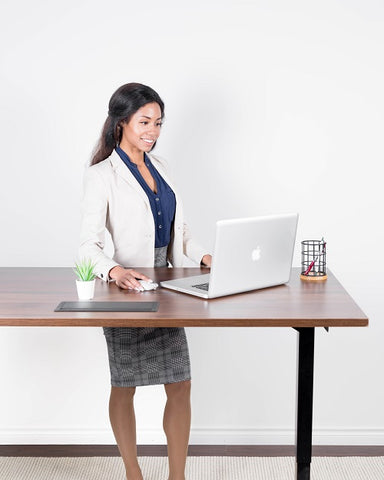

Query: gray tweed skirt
[{"left": 103, "top": 247, "right": 191, "bottom": 387}]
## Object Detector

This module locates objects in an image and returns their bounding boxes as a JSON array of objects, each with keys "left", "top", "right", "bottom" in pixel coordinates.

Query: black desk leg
[{"left": 296, "top": 327, "right": 315, "bottom": 480}]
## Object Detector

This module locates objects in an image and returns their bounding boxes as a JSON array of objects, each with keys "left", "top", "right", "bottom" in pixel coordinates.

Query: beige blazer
[{"left": 79, "top": 150, "right": 206, "bottom": 281}]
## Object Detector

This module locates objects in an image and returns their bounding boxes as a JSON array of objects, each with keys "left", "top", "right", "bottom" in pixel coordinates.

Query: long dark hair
[{"left": 91, "top": 83, "right": 165, "bottom": 165}]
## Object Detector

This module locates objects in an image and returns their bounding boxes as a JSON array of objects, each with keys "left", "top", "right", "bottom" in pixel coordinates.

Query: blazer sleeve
[
  {"left": 150, "top": 153, "right": 209, "bottom": 266},
  {"left": 78, "top": 166, "right": 119, "bottom": 282},
  {"left": 183, "top": 222, "right": 208, "bottom": 265}
]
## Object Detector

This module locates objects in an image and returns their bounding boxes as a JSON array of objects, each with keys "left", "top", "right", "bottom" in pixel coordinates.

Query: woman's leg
[
  {"left": 109, "top": 386, "right": 143, "bottom": 480},
  {"left": 163, "top": 380, "right": 192, "bottom": 480}
]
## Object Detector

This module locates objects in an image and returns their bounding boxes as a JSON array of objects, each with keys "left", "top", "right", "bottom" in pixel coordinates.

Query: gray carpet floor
[{"left": 0, "top": 456, "right": 383, "bottom": 479}]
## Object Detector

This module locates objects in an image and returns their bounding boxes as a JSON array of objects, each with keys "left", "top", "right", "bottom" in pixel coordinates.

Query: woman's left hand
[{"left": 201, "top": 254, "right": 212, "bottom": 268}]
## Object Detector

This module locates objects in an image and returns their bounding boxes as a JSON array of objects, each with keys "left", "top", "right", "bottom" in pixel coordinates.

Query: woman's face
[{"left": 120, "top": 102, "right": 163, "bottom": 154}]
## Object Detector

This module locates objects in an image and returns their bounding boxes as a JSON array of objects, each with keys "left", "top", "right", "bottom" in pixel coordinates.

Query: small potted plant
[{"left": 74, "top": 258, "right": 97, "bottom": 300}]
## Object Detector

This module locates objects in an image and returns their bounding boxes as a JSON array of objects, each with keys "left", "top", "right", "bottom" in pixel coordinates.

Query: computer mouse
[{"left": 138, "top": 280, "right": 159, "bottom": 291}]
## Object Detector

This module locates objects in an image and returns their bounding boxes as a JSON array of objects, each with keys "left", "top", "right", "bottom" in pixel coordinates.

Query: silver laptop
[{"left": 160, "top": 213, "right": 298, "bottom": 299}]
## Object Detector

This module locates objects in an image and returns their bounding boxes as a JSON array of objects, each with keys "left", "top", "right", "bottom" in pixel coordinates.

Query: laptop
[{"left": 160, "top": 213, "right": 298, "bottom": 299}]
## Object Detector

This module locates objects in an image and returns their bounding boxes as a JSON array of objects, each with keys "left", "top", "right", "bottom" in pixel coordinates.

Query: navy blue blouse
[{"left": 115, "top": 147, "right": 176, "bottom": 248}]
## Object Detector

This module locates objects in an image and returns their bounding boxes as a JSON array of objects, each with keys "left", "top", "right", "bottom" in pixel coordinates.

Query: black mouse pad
[{"left": 55, "top": 301, "right": 159, "bottom": 312}]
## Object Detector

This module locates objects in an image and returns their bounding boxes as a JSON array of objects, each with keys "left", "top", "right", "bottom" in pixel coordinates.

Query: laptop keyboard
[{"left": 192, "top": 282, "right": 209, "bottom": 291}]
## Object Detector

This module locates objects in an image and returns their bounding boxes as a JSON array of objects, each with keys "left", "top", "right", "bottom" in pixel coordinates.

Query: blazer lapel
[
  {"left": 147, "top": 154, "right": 178, "bottom": 193},
  {"left": 109, "top": 150, "right": 151, "bottom": 208}
]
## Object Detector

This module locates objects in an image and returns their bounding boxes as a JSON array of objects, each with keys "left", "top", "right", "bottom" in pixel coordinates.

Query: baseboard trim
[
  {"left": 1, "top": 445, "right": 384, "bottom": 457},
  {"left": 2, "top": 426, "right": 382, "bottom": 446}
]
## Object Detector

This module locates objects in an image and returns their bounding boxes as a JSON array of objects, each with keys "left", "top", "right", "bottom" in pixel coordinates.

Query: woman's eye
[{"left": 140, "top": 121, "right": 162, "bottom": 127}]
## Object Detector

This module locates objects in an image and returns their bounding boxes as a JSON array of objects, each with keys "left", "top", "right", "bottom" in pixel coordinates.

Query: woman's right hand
[{"left": 109, "top": 266, "right": 152, "bottom": 291}]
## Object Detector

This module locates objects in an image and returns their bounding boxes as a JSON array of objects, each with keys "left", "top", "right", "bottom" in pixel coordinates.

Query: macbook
[{"left": 160, "top": 213, "right": 298, "bottom": 299}]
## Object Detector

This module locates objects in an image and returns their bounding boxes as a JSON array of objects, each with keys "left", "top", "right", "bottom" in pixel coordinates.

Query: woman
[{"left": 79, "top": 82, "right": 211, "bottom": 480}]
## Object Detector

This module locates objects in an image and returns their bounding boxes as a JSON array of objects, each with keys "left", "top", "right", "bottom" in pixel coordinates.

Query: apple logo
[{"left": 251, "top": 246, "right": 261, "bottom": 261}]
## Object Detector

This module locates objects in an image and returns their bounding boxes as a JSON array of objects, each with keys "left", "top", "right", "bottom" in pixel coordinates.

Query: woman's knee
[
  {"left": 164, "top": 380, "right": 191, "bottom": 400},
  {"left": 110, "top": 386, "right": 137, "bottom": 401}
]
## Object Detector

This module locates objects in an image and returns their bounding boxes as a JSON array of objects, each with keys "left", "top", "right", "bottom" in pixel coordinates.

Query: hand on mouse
[{"left": 109, "top": 266, "right": 152, "bottom": 291}]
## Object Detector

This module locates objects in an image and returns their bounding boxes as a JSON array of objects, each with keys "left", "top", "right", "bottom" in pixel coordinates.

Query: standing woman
[{"left": 79, "top": 82, "right": 211, "bottom": 480}]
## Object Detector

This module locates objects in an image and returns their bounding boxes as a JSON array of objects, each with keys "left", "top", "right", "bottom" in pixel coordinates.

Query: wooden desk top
[{"left": 0, "top": 267, "right": 368, "bottom": 328}]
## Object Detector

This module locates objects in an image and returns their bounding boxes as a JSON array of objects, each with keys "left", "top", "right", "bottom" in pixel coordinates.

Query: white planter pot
[{"left": 76, "top": 279, "right": 95, "bottom": 300}]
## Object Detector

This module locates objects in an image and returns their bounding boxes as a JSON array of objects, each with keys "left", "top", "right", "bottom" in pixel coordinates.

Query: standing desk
[{"left": 0, "top": 267, "right": 368, "bottom": 480}]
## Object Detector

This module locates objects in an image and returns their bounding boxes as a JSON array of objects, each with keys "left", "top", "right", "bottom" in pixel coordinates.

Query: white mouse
[{"left": 137, "top": 280, "right": 159, "bottom": 291}]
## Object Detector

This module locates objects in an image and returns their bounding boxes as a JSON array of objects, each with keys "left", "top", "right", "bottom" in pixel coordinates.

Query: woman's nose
[{"left": 148, "top": 123, "right": 159, "bottom": 135}]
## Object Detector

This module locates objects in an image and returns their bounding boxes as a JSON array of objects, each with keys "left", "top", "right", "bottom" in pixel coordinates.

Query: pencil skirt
[
  {"left": 103, "top": 326, "right": 191, "bottom": 387},
  {"left": 103, "top": 246, "right": 191, "bottom": 387}
]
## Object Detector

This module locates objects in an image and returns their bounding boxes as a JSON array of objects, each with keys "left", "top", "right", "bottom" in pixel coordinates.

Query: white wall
[{"left": 0, "top": 0, "right": 383, "bottom": 445}]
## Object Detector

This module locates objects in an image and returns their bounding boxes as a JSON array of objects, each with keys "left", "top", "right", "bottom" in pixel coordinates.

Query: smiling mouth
[{"left": 142, "top": 138, "right": 155, "bottom": 144}]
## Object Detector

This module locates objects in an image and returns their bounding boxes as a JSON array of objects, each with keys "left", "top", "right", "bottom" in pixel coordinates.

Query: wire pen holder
[{"left": 300, "top": 239, "right": 327, "bottom": 281}]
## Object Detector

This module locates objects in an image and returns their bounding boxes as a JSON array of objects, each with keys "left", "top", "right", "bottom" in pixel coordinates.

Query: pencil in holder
[{"left": 300, "top": 239, "right": 327, "bottom": 281}]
